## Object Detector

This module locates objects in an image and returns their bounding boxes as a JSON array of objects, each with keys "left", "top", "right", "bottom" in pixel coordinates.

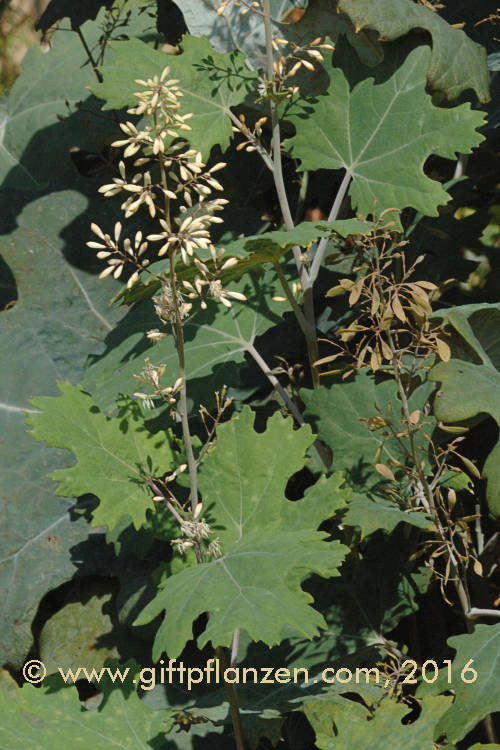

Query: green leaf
[
  {"left": 0, "top": 671, "right": 164, "bottom": 749},
  {"left": 93, "top": 35, "right": 258, "bottom": 159},
  {"left": 418, "top": 624, "right": 500, "bottom": 743},
  {"left": 307, "top": 532, "right": 432, "bottom": 656},
  {"left": 36, "top": 0, "right": 112, "bottom": 32},
  {"left": 337, "top": 0, "right": 490, "bottom": 102},
  {"left": 26, "top": 382, "right": 174, "bottom": 531},
  {"left": 286, "top": 42, "right": 485, "bottom": 220},
  {"left": 118, "top": 218, "right": 371, "bottom": 307},
  {"left": 342, "top": 495, "right": 434, "bottom": 538},
  {"left": 301, "top": 370, "right": 434, "bottom": 484},
  {"left": 0, "top": 189, "right": 122, "bottom": 668},
  {"left": 39, "top": 583, "right": 118, "bottom": 675},
  {"left": 135, "top": 407, "right": 348, "bottom": 657},
  {"left": 304, "top": 691, "right": 452, "bottom": 750},
  {"left": 180, "top": 0, "right": 381, "bottom": 69},
  {"left": 0, "top": 24, "right": 118, "bottom": 192},
  {"left": 429, "top": 303, "right": 500, "bottom": 516},
  {"left": 83, "top": 269, "right": 287, "bottom": 412}
]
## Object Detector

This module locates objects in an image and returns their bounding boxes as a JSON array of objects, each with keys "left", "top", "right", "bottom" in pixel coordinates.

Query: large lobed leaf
[
  {"left": 304, "top": 690, "right": 452, "bottom": 750},
  {"left": 92, "top": 35, "right": 258, "bottom": 159},
  {"left": 286, "top": 42, "right": 485, "bottom": 220},
  {"left": 337, "top": 0, "right": 490, "bottom": 102},
  {"left": 135, "top": 407, "right": 349, "bottom": 657},
  {"left": 0, "top": 189, "right": 122, "bottom": 668},
  {"left": 418, "top": 624, "right": 500, "bottom": 743},
  {"left": 0, "top": 22, "right": 118, "bottom": 193},
  {"left": 0, "top": 670, "right": 164, "bottom": 749},
  {"left": 429, "top": 303, "right": 500, "bottom": 517},
  {"left": 26, "top": 382, "right": 174, "bottom": 532}
]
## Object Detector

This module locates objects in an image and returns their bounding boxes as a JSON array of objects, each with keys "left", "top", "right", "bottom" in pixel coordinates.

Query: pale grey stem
[
  {"left": 262, "top": 0, "right": 310, "bottom": 288},
  {"left": 467, "top": 607, "right": 500, "bottom": 620},
  {"left": 309, "top": 171, "right": 352, "bottom": 284},
  {"left": 231, "top": 629, "right": 240, "bottom": 667},
  {"left": 226, "top": 108, "right": 274, "bottom": 171},
  {"left": 145, "top": 478, "right": 185, "bottom": 526},
  {"left": 453, "top": 154, "right": 468, "bottom": 179},
  {"left": 475, "top": 502, "right": 484, "bottom": 556},
  {"left": 246, "top": 342, "right": 305, "bottom": 425}
]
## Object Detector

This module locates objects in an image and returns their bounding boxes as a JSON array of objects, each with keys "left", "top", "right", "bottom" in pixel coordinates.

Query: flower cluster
[
  {"left": 133, "top": 357, "right": 183, "bottom": 410},
  {"left": 181, "top": 244, "right": 246, "bottom": 309},
  {"left": 87, "top": 64, "right": 244, "bottom": 315},
  {"left": 170, "top": 501, "right": 222, "bottom": 558},
  {"left": 88, "top": 221, "right": 150, "bottom": 288}
]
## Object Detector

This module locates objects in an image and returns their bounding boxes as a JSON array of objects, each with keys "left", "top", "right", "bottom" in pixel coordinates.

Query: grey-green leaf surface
[
  {"left": 429, "top": 303, "right": 500, "bottom": 516},
  {"left": 0, "top": 672, "right": 164, "bottom": 749},
  {"left": 286, "top": 42, "right": 485, "bottom": 220},
  {"left": 0, "top": 23, "right": 118, "bottom": 192},
  {"left": 0, "top": 189, "right": 122, "bottom": 668},
  {"left": 338, "top": 0, "right": 490, "bottom": 101}
]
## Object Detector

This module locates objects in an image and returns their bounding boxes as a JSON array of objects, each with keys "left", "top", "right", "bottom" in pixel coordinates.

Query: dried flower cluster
[
  {"left": 133, "top": 357, "right": 183, "bottom": 411},
  {"left": 316, "top": 210, "right": 451, "bottom": 379}
]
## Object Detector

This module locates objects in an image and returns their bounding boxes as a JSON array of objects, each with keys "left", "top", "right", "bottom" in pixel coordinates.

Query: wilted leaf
[{"left": 39, "top": 584, "right": 118, "bottom": 674}]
